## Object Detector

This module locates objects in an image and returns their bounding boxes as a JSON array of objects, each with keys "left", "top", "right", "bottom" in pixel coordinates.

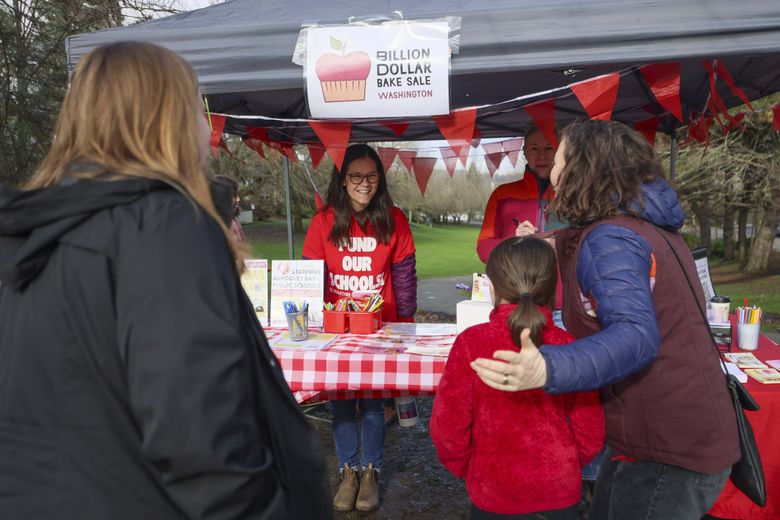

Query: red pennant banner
[
  {"left": 523, "top": 99, "right": 559, "bottom": 149},
  {"left": 308, "top": 121, "right": 352, "bottom": 171},
  {"left": 314, "top": 192, "right": 325, "bottom": 210},
  {"left": 571, "top": 73, "right": 620, "bottom": 121},
  {"left": 397, "top": 150, "right": 417, "bottom": 175},
  {"left": 412, "top": 157, "right": 437, "bottom": 197},
  {"left": 382, "top": 121, "right": 410, "bottom": 137},
  {"left": 471, "top": 127, "right": 482, "bottom": 148},
  {"left": 702, "top": 60, "right": 739, "bottom": 127},
  {"left": 439, "top": 147, "right": 459, "bottom": 177},
  {"left": 687, "top": 114, "right": 714, "bottom": 143},
  {"left": 640, "top": 63, "right": 683, "bottom": 122},
  {"left": 481, "top": 142, "right": 504, "bottom": 155},
  {"left": 434, "top": 109, "right": 477, "bottom": 166},
  {"left": 208, "top": 114, "right": 227, "bottom": 157},
  {"left": 218, "top": 139, "right": 235, "bottom": 159},
  {"left": 245, "top": 127, "right": 267, "bottom": 158},
  {"left": 307, "top": 144, "right": 326, "bottom": 169},
  {"left": 633, "top": 117, "right": 659, "bottom": 146},
  {"left": 485, "top": 152, "right": 504, "bottom": 178},
  {"left": 377, "top": 146, "right": 398, "bottom": 173},
  {"left": 720, "top": 112, "right": 747, "bottom": 136},
  {"left": 268, "top": 141, "right": 299, "bottom": 163},
  {"left": 715, "top": 60, "right": 754, "bottom": 112},
  {"left": 773, "top": 103, "right": 780, "bottom": 131},
  {"left": 501, "top": 138, "right": 524, "bottom": 167}
]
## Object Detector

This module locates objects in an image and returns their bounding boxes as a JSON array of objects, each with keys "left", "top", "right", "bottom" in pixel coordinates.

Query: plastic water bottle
[{"left": 395, "top": 396, "right": 419, "bottom": 427}]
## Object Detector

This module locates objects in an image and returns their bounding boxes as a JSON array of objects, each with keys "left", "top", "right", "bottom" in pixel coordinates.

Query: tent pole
[
  {"left": 669, "top": 129, "right": 677, "bottom": 184},
  {"left": 283, "top": 156, "right": 294, "bottom": 259}
]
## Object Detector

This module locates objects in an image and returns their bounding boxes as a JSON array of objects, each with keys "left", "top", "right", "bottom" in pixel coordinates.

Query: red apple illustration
[{"left": 315, "top": 37, "right": 371, "bottom": 102}]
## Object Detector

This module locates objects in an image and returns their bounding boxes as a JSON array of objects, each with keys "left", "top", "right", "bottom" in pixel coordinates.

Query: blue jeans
[
  {"left": 590, "top": 447, "right": 729, "bottom": 520},
  {"left": 330, "top": 398, "right": 385, "bottom": 470}
]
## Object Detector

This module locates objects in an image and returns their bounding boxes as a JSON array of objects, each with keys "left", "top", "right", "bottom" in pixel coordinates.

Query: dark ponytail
[{"left": 485, "top": 237, "right": 558, "bottom": 347}]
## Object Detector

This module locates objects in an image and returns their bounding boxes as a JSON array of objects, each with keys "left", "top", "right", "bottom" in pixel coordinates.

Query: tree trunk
[
  {"left": 737, "top": 207, "right": 749, "bottom": 262},
  {"left": 723, "top": 203, "right": 735, "bottom": 260},
  {"left": 745, "top": 207, "right": 779, "bottom": 273},
  {"left": 690, "top": 196, "right": 711, "bottom": 248}
]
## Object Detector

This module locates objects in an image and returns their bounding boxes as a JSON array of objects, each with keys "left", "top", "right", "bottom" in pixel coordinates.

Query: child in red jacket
[{"left": 431, "top": 237, "right": 604, "bottom": 519}]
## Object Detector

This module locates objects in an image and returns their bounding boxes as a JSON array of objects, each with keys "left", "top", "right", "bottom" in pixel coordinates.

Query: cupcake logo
[{"left": 315, "top": 37, "right": 371, "bottom": 103}]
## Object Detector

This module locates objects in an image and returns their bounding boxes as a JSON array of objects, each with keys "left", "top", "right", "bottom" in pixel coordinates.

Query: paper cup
[
  {"left": 737, "top": 323, "right": 760, "bottom": 351},
  {"left": 395, "top": 396, "right": 419, "bottom": 427},
  {"left": 710, "top": 298, "right": 731, "bottom": 323}
]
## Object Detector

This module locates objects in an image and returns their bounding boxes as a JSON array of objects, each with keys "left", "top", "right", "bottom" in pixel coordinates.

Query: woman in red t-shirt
[{"left": 303, "top": 144, "right": 417, "bottom": 513}]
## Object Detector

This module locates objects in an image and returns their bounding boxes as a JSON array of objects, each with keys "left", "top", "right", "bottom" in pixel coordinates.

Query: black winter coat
[{"left": 0, "top": 177, "right": 331, "bottom": 519}]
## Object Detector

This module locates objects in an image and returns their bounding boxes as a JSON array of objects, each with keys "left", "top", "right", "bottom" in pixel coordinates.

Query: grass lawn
[
  {"left": 711, "top": 258, "right": 780, "bottom": 332},
  {"left": 245, "top": 219, "right": 483, "bottom": 280}
]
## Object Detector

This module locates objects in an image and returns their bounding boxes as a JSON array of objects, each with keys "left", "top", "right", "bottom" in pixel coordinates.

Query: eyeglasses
[
  {"left": 346, "top": 172, "right": 379, "bottom": 185},
  {"left": 524, "top": 146, "right": 555, "bottom": 155}
]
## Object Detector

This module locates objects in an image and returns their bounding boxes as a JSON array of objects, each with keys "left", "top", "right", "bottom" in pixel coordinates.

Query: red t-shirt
[{"left": 302, "top": 206, "right": 415, "bottom": 322}]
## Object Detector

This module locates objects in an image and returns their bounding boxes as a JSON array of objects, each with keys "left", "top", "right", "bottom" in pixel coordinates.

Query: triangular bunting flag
[
  {"left": 209, "top": 114, "right": 227, "bottom": 157},
  {"left": 307, "top": 144, "right": 326, "bottom": 170},
  {"left": 773, "top": 103, "right": 780, "bottom": 131},
  {"left": 377, "top": 146, "right": 398, "bottom": 173},
  {"left": 720, "top": 112, "right": 747, "bottom": 136},
  {"left": 633, "top": 117, "right": 659, "bottom": 146},
  {"left": 397, "top": 150, "right": 417, "bottom": 175},
  {"left": 382, "top": 121, "right": 410, "bottom": 137},
  {"left": 687, "top": 114, "right": 714, "bottom": 143},
  {"left": 308, "top": 121, "right": 352, "bottom": 171},
  {"left": 715, "top": 60, "right": 754, "bottom": 112},
  {"left": 640, "top": 63, "right": 683, "bottom": 122},
  {"left": 245, "top": 127, "right": 267, "bottom": 158},
  {"left": 571, "top": 73, "right": 620, "bottom": 121},
  {"left": 501, "top": 138, "right": 524, "bottom": 167},
  {"left": 702, "top": 60, "right": 740, "bottom": 127},
  {"left": 218, "top": 139, "right": 235, "bottom": 159},
  {"left": 314, "top": 192, "right": 325, "bottom": 210},
  {"left": 484, "top": 152, "right": 504, "bottom": 178},
  {"left": 523, "top": 99, "right": 559, "bottom": 149},
  {"left": 471, "top": 127, "right": 482, "bottom": 148},
  {"left": 482, "top": 142, "right": 504, "bottom": 155},
  {"left": 439, "top": 147, "right": 459, "bottom": 177},
  {"left": 412, "top": 157, "right": 437, "bottom": 197},
  {"left": 434, "top": 109, "right": 477, "bottom": 166},
  {"left": 268, "top": 140, "right": 299, "bottom": 163}
]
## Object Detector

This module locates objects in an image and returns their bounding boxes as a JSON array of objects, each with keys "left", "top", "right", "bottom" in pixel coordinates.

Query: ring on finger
[{"left": 503, "top": 374, "right": 509, "bottom": 385}]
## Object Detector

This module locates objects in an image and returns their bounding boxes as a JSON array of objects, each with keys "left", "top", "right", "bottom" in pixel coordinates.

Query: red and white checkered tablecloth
[{"left": 265, "top": 327, "right": 454, "bottom": 403}]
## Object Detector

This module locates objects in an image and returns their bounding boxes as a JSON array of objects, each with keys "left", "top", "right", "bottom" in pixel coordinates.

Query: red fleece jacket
[{"left": 431, "top": 304, "right": 604, "bottom": 515}]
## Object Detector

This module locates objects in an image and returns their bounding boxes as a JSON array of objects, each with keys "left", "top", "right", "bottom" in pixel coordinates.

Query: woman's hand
[
  {"left": 514, "top": 220, "right": 537, "bottom": 237},
  {"left": 470, "top": 328, "right": 548, "bottom": 391}
]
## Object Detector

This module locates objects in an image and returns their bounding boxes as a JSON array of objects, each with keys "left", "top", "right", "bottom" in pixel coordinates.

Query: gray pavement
[{"left": 416, "top": 276, "right": 472, "bottom": 315}]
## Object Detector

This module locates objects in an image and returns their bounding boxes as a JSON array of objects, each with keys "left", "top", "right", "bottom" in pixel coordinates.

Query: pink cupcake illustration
[{"left": 315, "top": 37, "right": 371, "bottom": 103}]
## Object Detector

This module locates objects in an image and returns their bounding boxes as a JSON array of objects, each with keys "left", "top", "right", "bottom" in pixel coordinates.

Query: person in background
[
  {"left": 471, "top": 120, "right": 739, "bottom": 520},
  {"left": 476, "top": 123, "right": 560, "bottom": 263},
  {"left": 303, "top": 143, "right": 417, "bottom": 513},
  {"left": 432, "top": 237, "right": 604, "bottom": 520},
  {"left": 212, "top": 174, "right": 246, "bottom": 244},
  {"left": 0, "top": 41, "right": 330, "bottom": 520}
]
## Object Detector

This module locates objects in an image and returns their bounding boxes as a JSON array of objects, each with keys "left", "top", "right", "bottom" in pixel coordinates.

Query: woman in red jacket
[
  {"left": 431, "top": 237, "right": 604, "bottom": 519},
  {"left": 303, "top": 143, "right": 417, "bottom": 513}
]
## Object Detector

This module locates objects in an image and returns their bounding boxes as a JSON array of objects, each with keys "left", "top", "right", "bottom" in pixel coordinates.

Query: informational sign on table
[
  {"left": 241, "top": 259, "right": 269, "bottom": 326},
  {"left": 270, "top": 260, "right": 325, "bottom": 327},
  {"left": 304, "top": 21, "right": 451, "bottom": 118}
]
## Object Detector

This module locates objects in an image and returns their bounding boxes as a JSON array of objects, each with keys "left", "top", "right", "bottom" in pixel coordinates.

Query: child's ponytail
[{"left": 485, "top": 236, "right": 558, "bottom": 348}]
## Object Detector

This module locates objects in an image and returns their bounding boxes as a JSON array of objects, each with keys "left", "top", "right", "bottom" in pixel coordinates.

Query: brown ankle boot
[
  {"left": 333, "top": 464, "right": 360, "bottom": 512},
  {"left": 355, "top": 463, "right": 379, "bottom": 511}
]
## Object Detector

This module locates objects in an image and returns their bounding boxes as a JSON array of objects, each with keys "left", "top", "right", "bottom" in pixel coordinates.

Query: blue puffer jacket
[{"left": 541, "top": 178, "right": 685, "bottom": 393}]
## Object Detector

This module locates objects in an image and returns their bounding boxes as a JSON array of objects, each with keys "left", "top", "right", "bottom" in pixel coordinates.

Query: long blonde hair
[{"left": 27, "top": 41, "right": 243, "bottom": 265}]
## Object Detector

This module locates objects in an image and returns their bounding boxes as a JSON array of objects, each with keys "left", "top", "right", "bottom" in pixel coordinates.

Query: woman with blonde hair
[{"left": 0, "top": 41, "right": 330, "bottom": 519}]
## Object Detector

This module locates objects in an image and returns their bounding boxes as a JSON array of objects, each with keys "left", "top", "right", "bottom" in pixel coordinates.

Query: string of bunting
[{"left": 206, "top": 59, "right": 777, "bottom": 198}]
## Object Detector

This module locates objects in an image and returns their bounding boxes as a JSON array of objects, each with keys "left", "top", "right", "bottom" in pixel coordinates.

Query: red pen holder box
[
  {"left": 323, "top": 310, "right": 349, "bottom": 334},
  {"left": 348, "top": 310, "right": 382, "bottom": 334}
]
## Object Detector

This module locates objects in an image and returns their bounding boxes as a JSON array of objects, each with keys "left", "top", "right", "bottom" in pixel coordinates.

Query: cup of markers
[
  {"left": 736, "top": 305, "right": 762, "bottom": 351},
  {"left": 284, "top": 300, "right": 309, "bottom": 341}
]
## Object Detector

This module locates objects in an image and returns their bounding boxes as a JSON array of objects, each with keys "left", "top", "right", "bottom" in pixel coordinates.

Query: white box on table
[{"left": 456, "top": 300, "right": 493, "bottom": 333}]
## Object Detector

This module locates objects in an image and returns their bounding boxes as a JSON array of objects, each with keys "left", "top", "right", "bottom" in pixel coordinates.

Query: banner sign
[{"left": 305, "top": 21, "right": 451, "bottom": 119}]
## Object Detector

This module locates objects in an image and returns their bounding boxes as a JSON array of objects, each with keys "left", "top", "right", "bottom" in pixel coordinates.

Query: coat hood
[
  {"left": 0, "top": 177, "right": 170, "bottom": 291},
  {"left": 637, "top": 177, "right": 685, "bottom": 230}
]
